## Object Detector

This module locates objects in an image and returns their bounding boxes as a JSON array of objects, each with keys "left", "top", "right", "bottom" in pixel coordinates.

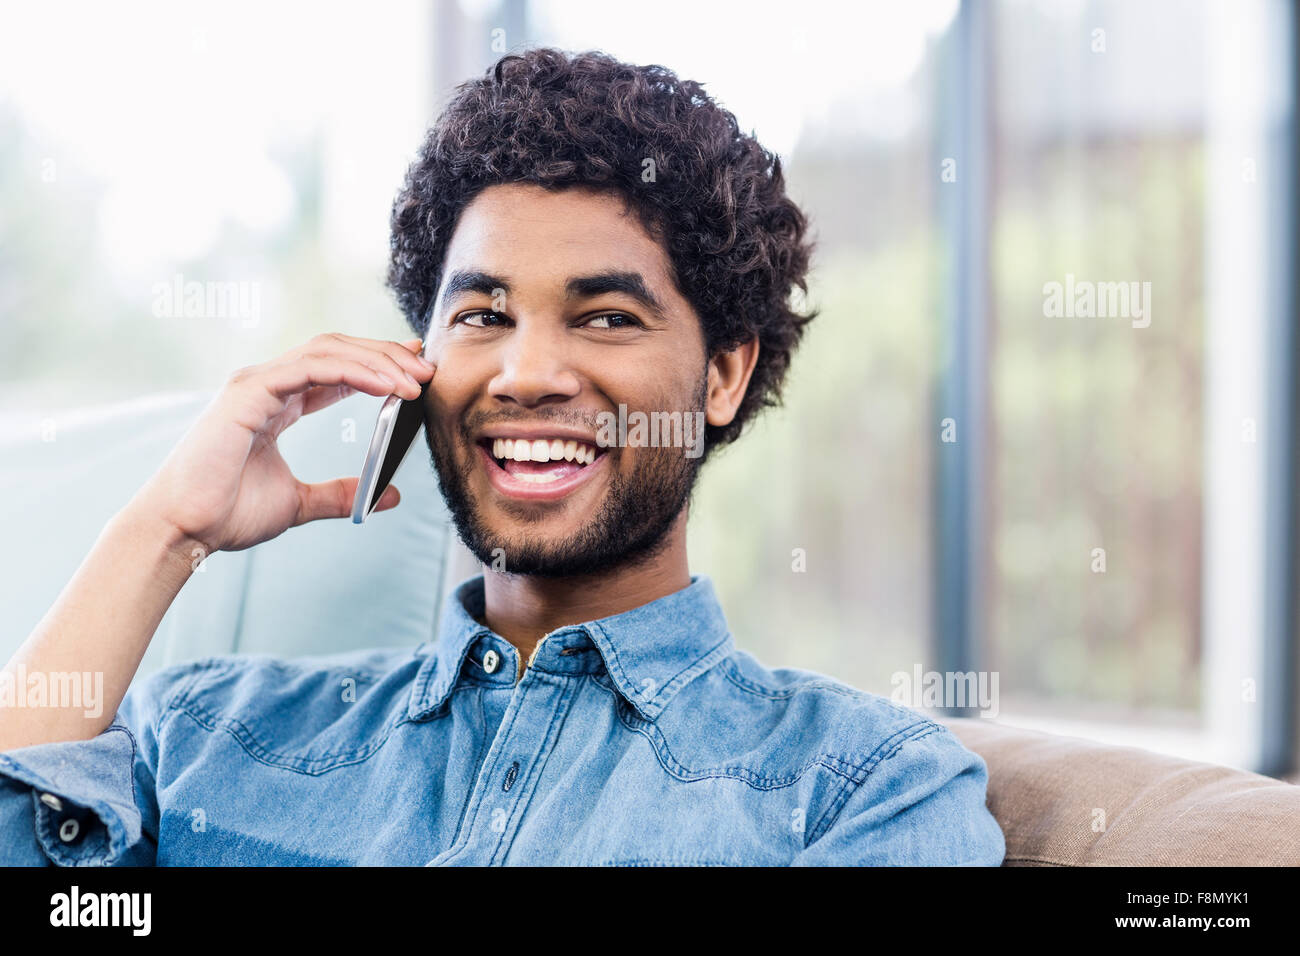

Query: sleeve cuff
[{"left": 0, "top": 718, "right": 145, "bottom": 866}]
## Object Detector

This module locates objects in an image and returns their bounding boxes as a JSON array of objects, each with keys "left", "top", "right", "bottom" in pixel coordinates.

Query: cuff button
[
  {"left": 58, "top": 818, "right": 80, "bottom": 843},
  {"left": 38, "top": 792, "right": 64, "bottom": 812}
]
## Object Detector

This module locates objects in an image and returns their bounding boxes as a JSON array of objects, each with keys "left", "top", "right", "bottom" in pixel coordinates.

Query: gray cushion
[{"left": 0, "top": 392, "right": 454, "bottom": 677}]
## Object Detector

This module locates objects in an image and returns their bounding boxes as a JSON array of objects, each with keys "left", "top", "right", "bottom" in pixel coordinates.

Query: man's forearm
[{"left": 0, "top": 499, "right": 199, "bottom": 751}]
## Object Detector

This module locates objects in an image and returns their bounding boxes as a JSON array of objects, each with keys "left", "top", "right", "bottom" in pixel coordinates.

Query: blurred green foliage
[
  {"left": 988, "top": 138, "right": 1204, "bottom": 712},
  {"left": 690, "top": 233, "right": 940, "bottom": 695}
]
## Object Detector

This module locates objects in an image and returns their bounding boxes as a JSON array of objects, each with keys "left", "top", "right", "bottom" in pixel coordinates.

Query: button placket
[{"left": 430, "top": 659, "right": 577, "bottom": 866}]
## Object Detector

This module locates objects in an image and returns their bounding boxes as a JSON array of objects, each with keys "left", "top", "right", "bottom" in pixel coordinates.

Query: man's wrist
[{"left": 112, "top": 497, "right": 209, "bottom": 584}]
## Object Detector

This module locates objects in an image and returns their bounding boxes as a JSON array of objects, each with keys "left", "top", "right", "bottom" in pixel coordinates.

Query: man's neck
[{"left": 479, "top": 510, "right": 692, "bottom": 674}]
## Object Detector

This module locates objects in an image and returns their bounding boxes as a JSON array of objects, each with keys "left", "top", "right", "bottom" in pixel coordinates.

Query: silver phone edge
[{"left": 351, "top": 395, "right": 402, "bottom": 524}]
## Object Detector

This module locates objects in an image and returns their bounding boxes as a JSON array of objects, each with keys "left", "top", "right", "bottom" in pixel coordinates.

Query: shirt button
[
  {"left": 482, "top": 649, "right": 500, "bottom": 674},
  {"left": 58, "top": 818, "right": 80, "bottom": 843},
  {"left": 39, "top": 793, "right": 64, "bottom": 813}
]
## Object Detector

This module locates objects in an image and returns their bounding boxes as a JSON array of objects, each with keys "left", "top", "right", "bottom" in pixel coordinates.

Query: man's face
[{"left": 421, "top": 183, "right": 709, "bottom": 577}]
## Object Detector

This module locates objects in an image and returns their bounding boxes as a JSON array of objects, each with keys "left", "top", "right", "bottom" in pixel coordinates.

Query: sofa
[
  {"left": 937, "top": 716, "right": 1300, "bottom": 865},
  {"left": 4, "top": 392, "right": 1298, "bottom": 865}
]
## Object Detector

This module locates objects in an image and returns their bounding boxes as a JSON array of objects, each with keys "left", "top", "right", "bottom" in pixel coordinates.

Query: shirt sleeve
[
  {"left": 0, "top": 664, "right": 185, "bottom": 867},
  {"left": 792, "top": 723, "right": 1006, "bottom": 866}
]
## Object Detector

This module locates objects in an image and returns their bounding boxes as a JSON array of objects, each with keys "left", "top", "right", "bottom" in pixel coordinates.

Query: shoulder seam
[
  {"left": 807, "top": 720, "right": 944, "bottom": 843},
  {"left": 718, "top": 656, "right": 869, "bottom": 702}
]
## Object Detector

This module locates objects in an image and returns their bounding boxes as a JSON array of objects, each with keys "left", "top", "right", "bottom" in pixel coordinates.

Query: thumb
[
  {"left": 371, "top": 484, "right": 401, "bottom": 513},
  {"left": 294, "top": 477, "right": 401, "bottom": 525}
]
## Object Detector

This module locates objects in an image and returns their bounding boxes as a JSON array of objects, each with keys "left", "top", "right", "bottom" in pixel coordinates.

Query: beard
[{"left": 425, "top": 377, "right": 707, "bottom": 578}]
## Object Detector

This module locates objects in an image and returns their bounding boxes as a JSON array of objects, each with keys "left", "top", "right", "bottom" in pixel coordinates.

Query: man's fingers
[
  {"left": 317, "top": 333, "right": 434, "bottom": 384},
  {"left": 371, "top": 484, "right": 401, "bottom": 513},
  {"left": 292, "top": 340, "right": 432, "bottom": 417},
  {"left": 299, "top": 383, "right": 357, "bottom": 417},
  {"left": 313, "top": 339, "right": 426, "bottom": 395},
  {"left": 295, "top": 478, "right": 400, "bottom": 526},
  {"left": 290, "top": 346, "right": 422, "bottom": 399},
  {"left": 294, "top": 477, "right": 356, "bottom": 525},
  {"left": 260, "top": 356, "right": 412, "bottom": 401}
]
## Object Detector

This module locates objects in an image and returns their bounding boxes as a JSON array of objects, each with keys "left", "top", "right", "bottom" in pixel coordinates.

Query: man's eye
[
  {"left": 584, "top": 313, "right": 640, "bottom": 329},
  {"left": 454, "top": 311, "right": 640, "bottom": 329},
  {"left": 456, "top": 310, "right": 508, "bottom": 327}
]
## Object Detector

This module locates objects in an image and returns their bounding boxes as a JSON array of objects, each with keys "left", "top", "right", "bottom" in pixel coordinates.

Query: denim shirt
[{"left": 0, "top": 574, "right": 1005, "bottom": 866}]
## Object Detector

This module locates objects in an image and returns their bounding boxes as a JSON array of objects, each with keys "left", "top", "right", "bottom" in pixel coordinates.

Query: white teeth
[
  {"left": 514, "top": 472, "right": 562, "bottom": 484},
  {"left": 489, "top": 438, "right": 599, "bottom": 465}
]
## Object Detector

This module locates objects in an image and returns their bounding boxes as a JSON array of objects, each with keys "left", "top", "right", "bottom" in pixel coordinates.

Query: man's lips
[{"left": 475, "top": 441, "right": 609, "bottom": 502}]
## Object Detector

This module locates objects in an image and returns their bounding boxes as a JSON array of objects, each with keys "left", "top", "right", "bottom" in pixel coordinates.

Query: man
[{"left": 0, "top": 47, "right": 1004, "bottom": 865}]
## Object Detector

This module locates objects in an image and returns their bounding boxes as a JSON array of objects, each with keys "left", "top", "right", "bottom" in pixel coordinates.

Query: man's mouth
[{"left": 475, "top": 435, "right": 609, "bottom": 500}]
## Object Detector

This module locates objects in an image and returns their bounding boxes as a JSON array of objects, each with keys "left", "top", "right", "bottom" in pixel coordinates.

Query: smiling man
[
  {"left": 0, "top": 47, "right": 1005, "bottom": 866},
  {"left": 414, "top": 184, "right": 727, "bottom": 664}
]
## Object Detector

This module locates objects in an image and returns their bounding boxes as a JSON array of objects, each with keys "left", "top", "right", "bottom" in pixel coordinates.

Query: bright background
[{"left": 1, "top": 0, "right": 1297, "bottom": 776}]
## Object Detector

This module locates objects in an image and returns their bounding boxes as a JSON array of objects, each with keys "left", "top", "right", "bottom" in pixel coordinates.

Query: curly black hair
[{"left": 387, "top": 46, "right": 817, "bottom": 455}]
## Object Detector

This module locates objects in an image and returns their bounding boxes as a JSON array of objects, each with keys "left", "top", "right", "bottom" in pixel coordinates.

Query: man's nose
[{"left": 487, "top": 319, "right": 581, "bottom": 407}]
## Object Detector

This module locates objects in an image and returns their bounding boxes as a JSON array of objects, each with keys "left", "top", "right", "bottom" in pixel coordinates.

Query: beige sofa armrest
[{"left": 938, "top": 717, "right": 1300, "bottom": 866}]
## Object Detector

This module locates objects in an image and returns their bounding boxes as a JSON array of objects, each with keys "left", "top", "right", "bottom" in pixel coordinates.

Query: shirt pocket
[{"left": 168, "top": 656, "right": 408, "bottom": 775}]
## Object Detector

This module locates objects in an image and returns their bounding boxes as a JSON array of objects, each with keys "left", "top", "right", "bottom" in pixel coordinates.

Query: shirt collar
[{"left": 408, "top": 573, "right": 734, "bottom": 722}]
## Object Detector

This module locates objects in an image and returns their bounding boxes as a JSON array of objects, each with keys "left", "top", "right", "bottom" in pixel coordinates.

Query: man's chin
[
  {"left": 458, "top": 512, "right": 675, "bottom": 579},
  {"left": 462, "top": 537, "right": 605, "bottom": 578},
  {"left": 465, "top": 528, "right": 579, "bottom": 569}
]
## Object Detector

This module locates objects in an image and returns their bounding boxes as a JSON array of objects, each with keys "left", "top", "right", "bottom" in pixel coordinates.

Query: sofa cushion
[
  {"left": 0, "top": 391, "right": 454, "bottom": 677},
  {"left": 940, "top": 717, "right": 1300, "bottom": 865}
]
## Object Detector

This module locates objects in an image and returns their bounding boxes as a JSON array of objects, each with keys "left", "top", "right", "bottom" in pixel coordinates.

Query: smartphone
[{"left": 351, "top": 331, "right": 433, "bottom": 524}]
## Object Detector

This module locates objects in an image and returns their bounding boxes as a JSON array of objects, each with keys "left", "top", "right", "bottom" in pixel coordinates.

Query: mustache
[{"left": 455, "top": 407, "right": 605, "bottom": 438}]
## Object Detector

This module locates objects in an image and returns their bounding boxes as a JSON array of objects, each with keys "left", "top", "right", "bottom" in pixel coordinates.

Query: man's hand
[
  {"left": 137, "top": 333, "right": 434, "bottom": 555},
  {"left": 0, "top": 334, "right": 435, "bottom": 751}
]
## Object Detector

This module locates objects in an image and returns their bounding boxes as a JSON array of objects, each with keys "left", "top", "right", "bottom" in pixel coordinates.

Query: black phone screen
[{"left": 368, "top": 384, "right": 428, "bottom": 514}]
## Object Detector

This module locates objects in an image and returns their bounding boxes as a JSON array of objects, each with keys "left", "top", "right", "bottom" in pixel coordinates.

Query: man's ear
[{"left": 705, "top": 336, "right": 760, "bottom": 428}]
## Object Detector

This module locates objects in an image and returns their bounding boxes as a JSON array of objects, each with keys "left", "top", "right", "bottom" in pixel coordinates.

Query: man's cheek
[
  {"left": 423, "top": 381, "right": 467, "bottom": 437},
  {"left": 424, "top": 342, "right": 482, "bottom": 396}
]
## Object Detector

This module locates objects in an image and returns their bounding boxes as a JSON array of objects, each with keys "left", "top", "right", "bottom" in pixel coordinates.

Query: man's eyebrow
[
  {"left": 438, "top": 270, "right": 509, "bottom": 311},
  {"left": 566, "top": 271, "right": 668, "bottom": 321},
  {"left": 436, "top": 268, "right": 669, "bottom": 321}
]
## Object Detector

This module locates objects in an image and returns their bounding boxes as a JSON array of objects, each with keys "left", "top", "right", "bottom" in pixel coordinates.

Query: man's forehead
[{"left": 446, "top": 185, "right": 667, "bottom": 269}]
